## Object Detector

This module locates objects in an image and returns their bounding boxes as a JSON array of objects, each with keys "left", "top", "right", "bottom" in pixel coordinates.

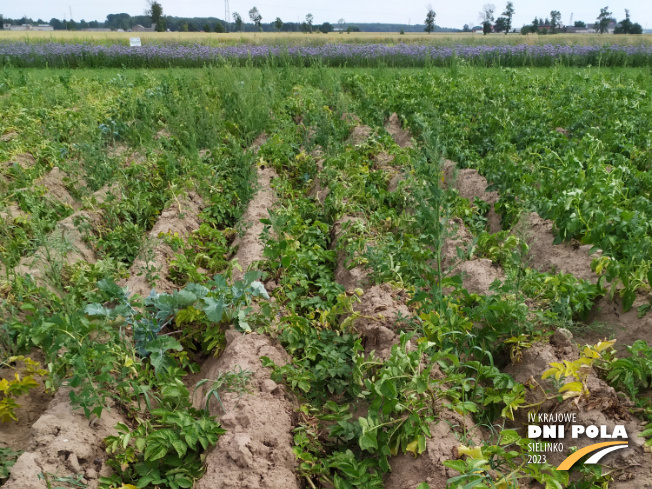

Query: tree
[
  {"left": 424, "top": 6, "right": 436, "bottom": 34},
  {"left": 203, "top": 23, "right": 211, "bottom": 32},
  {"left": 614, "top": 9, "right": 643, "bottom": 34},
  {"left": 501, "top": 2, "right": 514, "bottom": 34},
  {"left": 214, "top": 22, "right": 224, "bottom": 33},
  {"left": 629, "top": 23, "right": 642, "bottom": 34},
  {"left": 320, "top": 22, "right": 333, "bottom": 33},
  {"left": 181, "top": 22, "right": 189, "bottom": 32},
  {"left": 615, "top": 9, "right": 632, "bottom": 33},
  {"left": 574, "top": 20, "right": 586, "bottom": 27},
  {"left": 274, "top": 17, "right": 283, "bottom": 31},
  {"left": 479, "top": 4, "right": 495, "bottom": 35},
  {"left": 550, "top": 10, "right": 561, "bottom": 33},
  {"left": 232, "top": 12, "right": 243, "bottom": 32},
  {"left": 595, "top": 6, "right": 612, "bottom": 33},
  {"left": 463, "top": 24, "right": 471, "bottom": 32},
  {"left": 495, "top": 17, "right": 508, "bottom": 33},
  {"left": 305, "top": 13, "right": 314, "bottom": 32},
  {"left": 147, "top": 1, "right": 166, "bottom": 31},
  {"left": 248, "top": 7, "right": 262, "bottom": 31},
  {"left": 532, "top": 17, "right": 540, "bottom": 32},
  {"left": 0, "top": 15, "right": 3, "bottom": 28},
  {"left": 338, "top": 18, "right": 345, "bottom": 32}
]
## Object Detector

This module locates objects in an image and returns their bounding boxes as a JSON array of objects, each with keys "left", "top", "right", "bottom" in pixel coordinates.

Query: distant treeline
[{"left": 0, "top": 13, "right": 460, "bottom": 33}]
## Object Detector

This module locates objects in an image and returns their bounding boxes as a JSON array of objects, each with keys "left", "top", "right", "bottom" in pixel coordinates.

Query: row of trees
[
  {"left": 2, "top": 2, "right": 644, "bottom": 34},
  {"left": 520, "top": 7, "right": 642, "bottom": 35},
  {"left": 447, "top": 3, "right": 643, "bottom": 35}
]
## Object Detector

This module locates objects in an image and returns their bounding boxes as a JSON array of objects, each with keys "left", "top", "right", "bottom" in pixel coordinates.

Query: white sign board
[{"left": 130, "top": 37, "right": 142, "bottom": 47}]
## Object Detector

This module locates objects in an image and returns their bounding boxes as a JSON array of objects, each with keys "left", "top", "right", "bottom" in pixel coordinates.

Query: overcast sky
[{"left": 3, "top": 1, "right": 651, "bottom": 29}]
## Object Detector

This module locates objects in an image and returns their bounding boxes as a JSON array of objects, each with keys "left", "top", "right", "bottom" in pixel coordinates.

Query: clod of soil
[
  {"left": 11, "top": 184, "right": 121, "bottom": 285},
  {"left": 443, "top": 160, "right": 501, "bottom": 233},
  {"left": 308, "top": 159, "right": 329, "bottom": 203},
  {"left": 515, "top": 212, "right": 599, "bottom": 283},
  {"left": 0, "top": 204, "right": 26, "bottom": 221},
  {"left": 373, "top": 152, "right": 396, "bottom": 169},
  {"left": 193, "top": 330, "right": 299, "bottom": 489},
  {"left": 6, "top": 153, "right": 36, "bottom": 170},
  {"left": 331, "top": 216, "right": 370, "bottom": 293},
  {"left": 2, "top": 389, "right": 125, "bottom": 489},
  {"left": 14, "top": 210, "right": 99, "bottom": 284},
  {"left": 441, "top": 218, "right": 473, "bottom": 268},
  {"left": 582, "top": 293, "right": 652, "bottom": 355},
  {"left": 107, "top": 143, "right": 128, "bottom": 159},
  {"left": 231, "top": 166, "right": 277, "bottom": 281},
  {"left": 249, "top": 132, "right": 268, "bottom": 153},
  {"left": 384, "top": 113, "right": 413, "bottom": 148},
  {"left": 352, "top": 284, "right": 410, "bottom": 361},
  {"left": 122, "top": 192, "right": 204, "bottom": 297},
  {"left": 36, "top": 167, "right": 79, "bottom": 209},
  {"left": 0, "top": 353, "right": 53, "bottom": 453},
  {"left": 346, "top": 125, "right": 373, "bottom": 146},
  {"left": 454, "top": 259, "right": 504, "bottom": 296},
  {"left": 0, "top": 132, "right": 18, "bottom": 142},
  {"left": 385, "top": 409, "right": 483, "bottom": 489}
]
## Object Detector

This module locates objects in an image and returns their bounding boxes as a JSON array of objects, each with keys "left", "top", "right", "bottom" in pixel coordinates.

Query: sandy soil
[{"left": 122, "top": 192, "right": 204, "bottom": 297}]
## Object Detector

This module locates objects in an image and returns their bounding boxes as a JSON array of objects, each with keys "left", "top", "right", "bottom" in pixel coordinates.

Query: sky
[{"left": 2, "top": 1, "right": 651, "bottom": 29}]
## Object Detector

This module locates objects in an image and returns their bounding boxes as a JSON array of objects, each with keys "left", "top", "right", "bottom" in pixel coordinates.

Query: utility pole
[{"left": 224, "top": 0, "right": 230, "bottom": 32}]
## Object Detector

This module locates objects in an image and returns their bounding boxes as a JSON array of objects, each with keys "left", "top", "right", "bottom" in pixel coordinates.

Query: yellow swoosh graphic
[{"left": 557, "top": 441, "right": 628, "bottom": 470}]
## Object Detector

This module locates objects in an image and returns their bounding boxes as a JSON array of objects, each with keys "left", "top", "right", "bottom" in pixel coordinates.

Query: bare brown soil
[
  {"left": 192, "top": 132, "right": 300, "bottom": 488},
  {"left": 122, "top": 192, "right": 204, "bottom": 297},
  {"left": 443, "top": 160, "right": 501, "bottom": 233},
  {"left": 231, "top": 165, "right": 277, "bottom": 282},
  {"left": 441, "top": 219, "right": 504, "bottom": 295},
  {"left": 456, "top": 259, "right": 505, "bottom": 296},
  {"left": 441, "top": 218, "right": 473, "bottom": 268},
  {"left": 249, "top": 133, "right": 268, "bottom": 153},
  {"left": 3, "top": 389, "right": 126, "bottom": 489},
  {"left": 0, "top": 352, "right": 53, "bottom": 453},
  {"left": 515, "top": 212, "right": 599, "bottom": 284},
  {"left": 12, "top": 185, "right": 120, "bottom": 286},
  {"left": 385, "top": 410, "right": 483, "bottom": 489},
  {"left": 36, "top": 167, "right": 79, "bottom": 209},
  {"left": 352, "top": 284, "right": 411, "bottom": 361},
  {"left": 346, "top": 125, "right": 372, "bottom": 146},
  {"left": 331, "top": 216, "right": 370, "bottom": 293},
  {"left": 6, "top": 153, "right": 36, "bottom": 170},
  {"left": 1, "top": 154, "right": 36, "bottom": 191},
  {"left": 193, "top": 331, "right": 299, "bottom": 489},
  {"left": 0, "top": 132, "right": 18, "bottom": 142},
  {"left": 308, "top": 158, "right": 329, "bottom": 203},
  {"left": 384, "top": 113, "right": 413, "bottom": 149},
  {"left": 582, "top": 293, "right": 652, "bottom": 355},
  {"left": 0, "top": 204, "right": 25, "bottom": 221}
]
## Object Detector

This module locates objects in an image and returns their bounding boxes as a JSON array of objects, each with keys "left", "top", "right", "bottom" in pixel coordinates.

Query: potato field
[{"left": 1, "top": 61, "right": 652, "bottom": 489}]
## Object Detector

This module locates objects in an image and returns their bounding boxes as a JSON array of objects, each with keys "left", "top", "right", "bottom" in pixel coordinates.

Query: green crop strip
[{"left": 1, "top": 66, "right": 651, "bottom": 488}]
